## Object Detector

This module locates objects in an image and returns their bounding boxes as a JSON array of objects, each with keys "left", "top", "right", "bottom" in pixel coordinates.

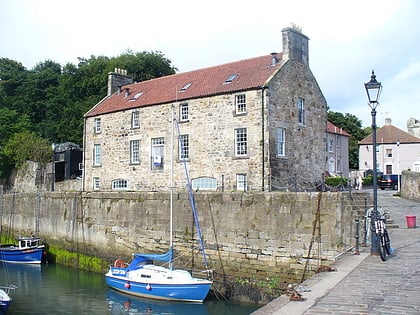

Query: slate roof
[
  {"left": 85, "top": 53, "right": 283, "bottom": 117},
  {"left": 327, "top": 121, "right": 351, "bottom": 137},
  {"left": 359, "top": 123, "right": 420, "bottom": 145}
]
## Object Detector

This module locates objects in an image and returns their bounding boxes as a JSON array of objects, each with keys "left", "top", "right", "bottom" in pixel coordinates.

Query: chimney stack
[
  {"left": 282, "top": 24, "right": 309, "bottom": 65},
  {"left": 107, "top": 68, "right": 134, "bottom": 96}
]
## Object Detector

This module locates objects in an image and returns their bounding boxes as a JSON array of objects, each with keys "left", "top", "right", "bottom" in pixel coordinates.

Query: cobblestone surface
[{"left": 253, "top": 190, "right": 420, "bottom": 315}]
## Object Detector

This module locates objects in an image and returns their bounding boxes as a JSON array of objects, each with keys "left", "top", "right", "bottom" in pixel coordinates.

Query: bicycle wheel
[
  {"left": 379, "top": 233, "right": 387, "bottom": 261},
  {"left": 383, "top": 229, "right": 391, "bottom": 255}
]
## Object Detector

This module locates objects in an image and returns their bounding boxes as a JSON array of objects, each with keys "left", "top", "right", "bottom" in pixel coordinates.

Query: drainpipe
[
  {"left": 261, "top": 86, "right": 267, "bottom": 191},
  {"left": 82, "top": 116, "right": 87, "bottom": 192}
]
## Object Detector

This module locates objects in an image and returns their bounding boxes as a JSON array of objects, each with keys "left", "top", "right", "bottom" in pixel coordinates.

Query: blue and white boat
[
  {"left": 0, "top": 288, "right": 11, "bottom": 314},
  {"left": 0, "top": 236, "right": 45, "bottom": 264},
  {"left": 106, "top": 110, "right": 213, "bottom": 302},
  {"left": 0, "top": 285, "right": 16, "bottom": 314},
  {"left": 105, "top": 250, "right": 212, "bottom": 302}
]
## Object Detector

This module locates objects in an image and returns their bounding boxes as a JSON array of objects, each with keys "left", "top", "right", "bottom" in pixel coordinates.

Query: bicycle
[{"left": 373, "top": 213, "right": 392, "bottom": 261}]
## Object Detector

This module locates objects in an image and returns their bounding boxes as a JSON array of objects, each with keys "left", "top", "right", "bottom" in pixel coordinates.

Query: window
[
  {"left": 386, "top": 149, "right": 392, "bottom": 157},
  {"left": 179, "top": 134, "right": 189, "bottom": 160},
  {"left": 180, "top": 82, "right": 192, "bottom": 92},
  {"left": 328, "top": 139, "right": 334, "bottom": 152},
  {"left": 112, "top": 179, "right": 129, "bottom": 190},
  {"left": 93, "top": 177, "right": 100, "bottom": 190},
  {"left": 297, "top": 98, "right": 305, "bottom": 125},
  {"left": 130, "top": 139, "right": 140, "bottom": 164},
  {"left": 224, "top": 74, "right": 238, "bottom": 84},
  {"left": 235, "top": 94, "right": 246, "bottom": 114},
  {"left": 180, "top": 103, "right": 189, "bottom": 121},
  {"left": 151, "top": 137, "right": 164, "bottom": 170},
  {"left": 132, "top": 111, "right": 140, "bottom": 128},
  {"left": 235, "top": 128, "right": 247, "bottom": 156},
  {"left": 277, "top": 128, "right": 285, "bottom": 156},
  {"left": 236, "top": 174, "right": 247, "bottom": 191},
  {"left": 192, "top": 177, "right": 217, "bottom": 190},
  {"left": 94, "top": 118, "right": 101, "bottom": 133},
  {"left": 93, "top": 144, "right": 101, "bottom": 166}
]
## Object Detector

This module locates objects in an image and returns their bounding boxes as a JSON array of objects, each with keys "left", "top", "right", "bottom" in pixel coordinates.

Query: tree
[
  {"left": 328, "top": 111, "right": 370, "bottom": 169},
  {"left": 2, "top": 130, "right": 51, "bottom": 169}
]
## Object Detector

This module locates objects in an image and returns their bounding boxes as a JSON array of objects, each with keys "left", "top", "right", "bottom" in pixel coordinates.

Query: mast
[{"left": 169, "top": 105, "right": 174, "bottom": 270}]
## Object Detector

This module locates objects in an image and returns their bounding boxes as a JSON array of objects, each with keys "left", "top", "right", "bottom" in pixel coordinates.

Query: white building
[{"left": 359, "top": 118, "right": 420, "bottom": 175}]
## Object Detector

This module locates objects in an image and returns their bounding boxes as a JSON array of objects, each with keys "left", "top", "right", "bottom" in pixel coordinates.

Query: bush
[{"left": 325, "top": 177, "right": 348, "bottom": 187}]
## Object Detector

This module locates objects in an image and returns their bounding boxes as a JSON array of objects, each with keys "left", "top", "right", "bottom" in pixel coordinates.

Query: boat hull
[
  {"left": 0, "top": 248, "right": 44, "bottom": 264},
  {"left": 0, "top": 289, "right": 11, "bottom": 314},
  {"left": 105, "top": 273, "right": 212, "bottom": 303}
]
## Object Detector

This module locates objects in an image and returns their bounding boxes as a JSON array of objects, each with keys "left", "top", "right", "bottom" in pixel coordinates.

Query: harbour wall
[{"left": 0, "top": 190, "right": 368, "bottom": 292}]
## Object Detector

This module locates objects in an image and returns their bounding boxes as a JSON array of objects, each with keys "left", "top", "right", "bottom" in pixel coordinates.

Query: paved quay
[{"left": 252, "top": 190, "right": 420, "bottom": 315}]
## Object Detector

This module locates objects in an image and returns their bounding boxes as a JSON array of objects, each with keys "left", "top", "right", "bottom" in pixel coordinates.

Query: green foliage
[
  {"left": 325, "top": 176, "right": 348, "bottom": 187},
  {"left": 2, "top": 130, "right": 52, "bottom": 168},
  {"left": 0, "top": 51, "right": 176, "bottom": 181}
]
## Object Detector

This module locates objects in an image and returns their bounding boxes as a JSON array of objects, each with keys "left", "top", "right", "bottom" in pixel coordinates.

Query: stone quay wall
[
  {"left": 401, "top": 170, "right": 420, "bottom": 201},
  {"left": 1, "top": 190, "right": 368, "bottom": 285}
]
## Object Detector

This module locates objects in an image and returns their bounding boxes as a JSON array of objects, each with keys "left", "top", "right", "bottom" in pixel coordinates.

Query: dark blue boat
[{"left": 0, "top": 237, "right": 45, "bottom": 264}]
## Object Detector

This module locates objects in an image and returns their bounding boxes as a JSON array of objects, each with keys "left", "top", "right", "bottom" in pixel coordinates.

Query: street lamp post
[
  {"left": 397, "top": 140, "right": 400, "bottom": 192},
  {"left": 364, "top": 70, "right": 382, "bottom": 256}
]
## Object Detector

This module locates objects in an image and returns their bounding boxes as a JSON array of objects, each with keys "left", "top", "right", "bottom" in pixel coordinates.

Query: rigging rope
[{"left": 173, "top": 118, "right": 209, "bottom": 270}]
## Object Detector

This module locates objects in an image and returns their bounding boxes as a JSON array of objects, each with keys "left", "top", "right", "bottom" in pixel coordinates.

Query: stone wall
[
  {"left": 401, "top": 170, "right": 420, "bottom": 201},
  {"left": 1, "top": 190, "right": 368, "bottom": 285}
]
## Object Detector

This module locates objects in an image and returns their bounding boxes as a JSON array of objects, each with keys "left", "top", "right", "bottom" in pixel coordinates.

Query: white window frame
[
  {"left": 236, "top": 174, "right": 247, "bottom": 191},
  {"left": 132, "top": 111, "right": 140, "bottom": 128},
  {"left": 93, "top": 177, "right": 100, "bottom": 190},
  {"left": 180, "top": 103, "right": 189, "bottom": 122},
  {"left": 111, "top": 179, "right": 129, "bottom": 190},
  {"left": 297, "top": 98, "right": 305, "bottom": 125},
  {"left": 179, "top": 134, "right": 189, "bottom": 160},
  {"left": 130, "top": 139, "right": 140, "bottom": 164},
  {"left": 192, "top": 177, "right": 217, "bottom": 190},
  {"left": 235, "top": 128, "right": 247, "bottom": 157},
  {"left": 328, "top": 139, "right": 334, "bottom": 152},
  {"left": 235, "top": 94, "right": 246, "bottom": 114},
  {"left": 151, "top": 137, "right": 164, "bottom": 170},
  {"left": 94, "top": 118, "right": 101, "bottom": 133},
  {"left": 93, "top": 144, "right": 101, "bottom": 166},
  {"left": 277, "top": 128, "right": 285, "bottom": 157}
]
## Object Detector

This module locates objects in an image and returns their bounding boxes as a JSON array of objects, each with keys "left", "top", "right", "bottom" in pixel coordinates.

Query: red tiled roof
[
  {"left": 359, "top": 124, "right": 420, "bottom": 144},
  {"left": 85, "top": 53, "right": 283, "bottom": 117},
  {"left": 327, "top": 121, "right": 351, "bottom": 137}
]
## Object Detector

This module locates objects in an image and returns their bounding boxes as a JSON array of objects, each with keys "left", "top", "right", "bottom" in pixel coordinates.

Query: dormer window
[{"left": 224, "top": 74, "right": 238, "bottom": 84}]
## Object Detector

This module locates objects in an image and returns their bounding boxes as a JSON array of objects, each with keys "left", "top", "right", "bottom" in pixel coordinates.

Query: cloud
[{"left": 1, "top": 0, "right": 418, "bottom": 132}]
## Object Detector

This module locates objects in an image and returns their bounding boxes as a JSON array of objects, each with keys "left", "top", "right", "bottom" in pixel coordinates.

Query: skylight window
[
  {"left": 133, "top": 92, "right": 143, "bottom": 99},
  {"left": 224, "top": 74, "right": 238, "bottom": 84},
  {"left": 180, "top": 82, "right": 192, "bottom": 92}
]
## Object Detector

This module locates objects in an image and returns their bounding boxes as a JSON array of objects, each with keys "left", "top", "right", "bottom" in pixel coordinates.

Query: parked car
[{"left": 378, "top": 174, "right": 400, "bottom": 190}]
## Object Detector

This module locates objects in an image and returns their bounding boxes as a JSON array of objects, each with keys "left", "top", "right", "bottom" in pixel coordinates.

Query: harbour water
[{"left": 1, "top": 263, "right": 259, "bottom": 314}]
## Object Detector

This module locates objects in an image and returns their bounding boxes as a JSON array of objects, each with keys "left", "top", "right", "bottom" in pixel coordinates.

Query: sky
[{"left": 1, "top": 0, "right": 419, "bottom": 132}]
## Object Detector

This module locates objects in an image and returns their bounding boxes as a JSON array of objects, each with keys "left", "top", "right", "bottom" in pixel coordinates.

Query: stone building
[
  {"left": 326, "top": 121, "right": 350, "bottom": 177},
  {"left": 83, "top": 26, "right": 328, "bottom": 192}
]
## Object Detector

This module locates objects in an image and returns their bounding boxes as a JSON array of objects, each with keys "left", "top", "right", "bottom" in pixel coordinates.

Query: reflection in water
[
  {"left": 107, "top": 290, "right": 209, "bottom": 315},
  {"left": 0, "top": 263, "right": 258, "bottom": 315}
]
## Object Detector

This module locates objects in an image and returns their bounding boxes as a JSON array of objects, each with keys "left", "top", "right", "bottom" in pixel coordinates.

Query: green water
[{"left": 1, "top": 263, "right": 259, "bottom": 314}]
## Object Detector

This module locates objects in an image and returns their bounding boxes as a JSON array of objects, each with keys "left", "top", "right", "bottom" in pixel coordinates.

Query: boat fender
[
  {"left": 114, "top": 259, "right": 125, "bottom": 268},
  {"left": 146, "top": 284, "right": 151, "bottom": 291},
  {"left": 124, "top": 282, "right": 130, "bottom": 289}
]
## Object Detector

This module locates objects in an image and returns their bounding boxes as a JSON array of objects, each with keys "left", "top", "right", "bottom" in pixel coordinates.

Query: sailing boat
[
  {"left": 0, "top": 285, "right": 15, "bottom": 314},
  {"left": 105, "top": 109, "right": 213, "bottom": 302}
]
